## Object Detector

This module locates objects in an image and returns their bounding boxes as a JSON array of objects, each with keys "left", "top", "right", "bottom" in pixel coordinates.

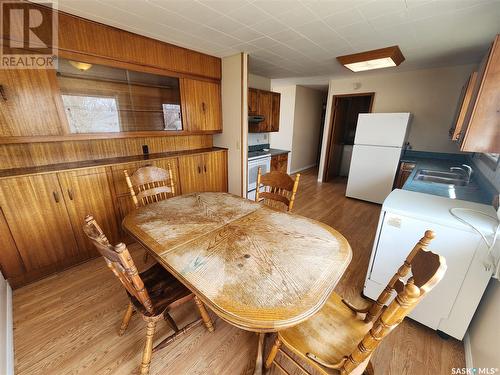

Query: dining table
[{"left": 122, "top": 192, "right": 352, "bottom": 375}]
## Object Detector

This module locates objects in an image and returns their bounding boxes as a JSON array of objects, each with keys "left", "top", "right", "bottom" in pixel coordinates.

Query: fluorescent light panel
[{"left": 337, "top": 46, "right": 405, "bottom": 73}]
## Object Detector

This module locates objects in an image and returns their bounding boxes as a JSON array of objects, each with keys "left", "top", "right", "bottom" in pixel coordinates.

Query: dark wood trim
[
  {"left": 337, "top": 46, "right": 405, "bottom": 69},
  {"left": 322, "top": 92, "right": 375, "bottom": 181}
]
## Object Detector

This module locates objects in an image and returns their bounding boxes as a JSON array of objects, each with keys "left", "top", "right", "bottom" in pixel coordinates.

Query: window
[{"left": 62, "top": 95, "right": 120, "bottom": 133}]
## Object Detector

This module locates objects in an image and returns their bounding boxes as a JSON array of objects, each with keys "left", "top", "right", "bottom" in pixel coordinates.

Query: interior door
[
  {"left": 0, "top": 174, "right": 80, "bottom": 273},
  {"left": 325, "top": 97, "right": 346, "bottom": 181},
  {"left": 58, "top": 167, "right": 120, "bottom": 258}
]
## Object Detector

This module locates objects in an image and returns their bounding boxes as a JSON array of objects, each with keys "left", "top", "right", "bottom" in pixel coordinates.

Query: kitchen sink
[{"left": 413, "top": 169, "right": 469, "bottom": 186}]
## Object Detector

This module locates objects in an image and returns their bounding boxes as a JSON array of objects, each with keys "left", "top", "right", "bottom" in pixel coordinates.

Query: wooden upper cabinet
[
  {"left": 0, "top": 174, "right": 81, "bottom": 276},
  {"left": 0, "top": 69, "right": 66, "bottom": 137},
  {"left": 57, "top": 167, "right": 120, "bottom": 258},
  {"left": 450, "top": 72, "right": 477, "bottom": 141},
  {"left": 271, "top": 92, "right": 281, "bottom": 132},
  {"left": 181, "top": 78, "right": 222, "bottom": 132},
  {"left": 459, "top": 35, "right": 500, "bottom": 153},
  {"left": 248, "top": 88, "right": 259, "bottom": 115},
  {"left": 248, "top": 88, "right": 280, "bottom": 133}
]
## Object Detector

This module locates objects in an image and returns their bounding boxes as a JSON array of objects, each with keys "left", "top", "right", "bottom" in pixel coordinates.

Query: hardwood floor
[{"left": 13, "top": 168, "right": 465, "bottom": 375}]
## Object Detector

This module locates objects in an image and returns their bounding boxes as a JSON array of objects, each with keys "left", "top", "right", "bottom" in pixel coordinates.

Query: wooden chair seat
[
  {"left": 127, "top": 263, "right": 192, "bottom": 317},
  {"left": 278, "top": 292, "right": 372, "bottom": 374}
]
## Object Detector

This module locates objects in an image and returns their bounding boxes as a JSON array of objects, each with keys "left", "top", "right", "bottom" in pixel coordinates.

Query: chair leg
[
  {"left": 194, "top": 295, "right": 215, "bottom": 332},
  {"left": 265, "top": 337, "right": 281, "bottom": 369},
  {"left": 363, "top": 360, "right": 375, "bottom": 375},
  {"left": 118, "top": 302, "right": 134, "bottom": 336},
  {"left": 139, "top": 316, "right": 160, "bottom": 375}
]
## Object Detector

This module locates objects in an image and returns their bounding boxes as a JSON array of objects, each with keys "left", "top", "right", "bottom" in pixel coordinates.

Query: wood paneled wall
[{"left": 0, "top": 135, "right": 213, "bottom": 170}]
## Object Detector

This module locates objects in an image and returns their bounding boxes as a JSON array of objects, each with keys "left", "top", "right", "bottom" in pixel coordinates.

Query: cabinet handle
[
  {"left": 0, "top": 85, "right": 6, "bottom": 101},
  {"left": 53, "top": 191, "right": 60, "bottom": 203},
  {"left": 201, "top": 102, "right": 206, "bottom": 112},
  {"left": 197, "top": 166, "right": 201, "bottom": 174},
  {"left": 68, "top": 189, "right": 74, "bottom": 200},
  {"left": 204, "top": 165, "right": 207, "bottom": 173}
]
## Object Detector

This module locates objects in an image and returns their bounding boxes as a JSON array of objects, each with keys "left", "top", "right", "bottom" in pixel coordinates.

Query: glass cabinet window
[{"left": 56, "top": 58, "right": 183, "bottom": 133}]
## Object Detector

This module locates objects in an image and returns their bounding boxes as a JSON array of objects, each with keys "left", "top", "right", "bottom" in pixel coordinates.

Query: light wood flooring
[{"left": 13, "top": 168, "right": 465, "bottom": 375}]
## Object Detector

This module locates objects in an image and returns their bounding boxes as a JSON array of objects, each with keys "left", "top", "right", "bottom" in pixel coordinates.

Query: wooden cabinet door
[
  {"left": 271, "top": 154, "right": 288, "bottom": 173},
  {"left": 0, "top": 69, "right": 66, "bottom": 137},
  {"left": 450, "top": 72, "right": 477, "bottom": 141},
  {"left": 393, "top": 162, "right": 416, "bottom": 189},
  {"left": 178, "top": 153, "right": 206, "bottom": 193},
  {"left": 248, "top": 88, "right": 259, "bottom": 115},
  {"left": 181, "top": 78, "right": 222, "bottom": 132},
  {"left": 459, "top": 35, "right": 500, "bottom": 153},
  {"left": 271, "top": 92, "right": 281, "bottom": 132},
  {"left": 259, "top": 91, "right": 273, "bottom": 132},
  {"left": 57, "top": 167, "right": 120, "bottom": 258},
  {"left": 203, "top": 151, "right": 228, "bottom": 192},
  {"left": 0, "top": 174, "right": 80, "bottom": 274},
  {"left": 0, "top": 207, "right": 25, "bottom": 279}
]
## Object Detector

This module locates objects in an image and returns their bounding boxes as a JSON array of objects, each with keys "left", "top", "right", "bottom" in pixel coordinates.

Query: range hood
[{"left": 248, "top": 115, "right": 265, "bottom": 123}]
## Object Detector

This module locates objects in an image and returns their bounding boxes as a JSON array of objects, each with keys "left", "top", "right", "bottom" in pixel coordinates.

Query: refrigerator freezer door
[
  {"left": 346, "top": 145, "right": 401, "bottom": 204},
  {"left": 354, "top": 113, "right": 411, "bottom": 147}
]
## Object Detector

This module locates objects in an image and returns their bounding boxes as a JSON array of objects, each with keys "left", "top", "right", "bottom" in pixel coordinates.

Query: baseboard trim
[
  {"left": 464, "top": 332, "right": 474, "bottom": 369},
  {"left": 291, "top": 164, "right": 317, "bottom": 174}
]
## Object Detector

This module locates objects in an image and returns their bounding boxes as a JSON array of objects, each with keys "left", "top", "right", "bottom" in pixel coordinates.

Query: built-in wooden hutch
[{"left": 0, "top": 5, "right": 228, "bottom": 287}]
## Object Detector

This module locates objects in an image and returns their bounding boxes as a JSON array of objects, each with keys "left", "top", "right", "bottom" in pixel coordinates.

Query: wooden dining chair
[
  {"left": 255, "top": 167, "right": 300, "bottom": 212},
  {"left": 124, "top": 165, "right": 176, "bottom": 209},
  {"left": 83, "top": 215, "right": 215, "bottom": 375},
  {"left": 124, "top": 165, "right": 176, "bottom": 262},
  {"left": 264, "top": 230, "right": 447, "bottom": 375}
]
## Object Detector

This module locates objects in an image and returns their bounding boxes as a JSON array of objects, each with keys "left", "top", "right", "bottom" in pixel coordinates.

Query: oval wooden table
[{"left": 123, "top": 192, "right": 352, "bottom": 374}]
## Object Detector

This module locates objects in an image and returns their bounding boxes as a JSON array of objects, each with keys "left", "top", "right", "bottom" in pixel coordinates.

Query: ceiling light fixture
[
  {"left": 337, "top": 46, "right": 405, "bottom": 72},
  {"left": 68, "top": 60, "right": 93, "bottom": 72}
]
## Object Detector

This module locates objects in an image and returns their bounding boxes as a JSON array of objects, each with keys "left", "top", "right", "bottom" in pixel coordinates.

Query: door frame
[{"left": 322, "top": 92, "right": 375, "bottom": 181}]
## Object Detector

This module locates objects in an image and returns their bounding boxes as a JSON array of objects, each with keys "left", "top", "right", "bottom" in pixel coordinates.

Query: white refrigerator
[{"left": 346, "top": 113, "right": 411, "bottom": 204}]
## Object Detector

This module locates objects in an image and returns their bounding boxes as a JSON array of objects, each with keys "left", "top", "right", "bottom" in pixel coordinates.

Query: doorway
[{"left": 323, "top": 93, "right": 374, "bottom": 182}]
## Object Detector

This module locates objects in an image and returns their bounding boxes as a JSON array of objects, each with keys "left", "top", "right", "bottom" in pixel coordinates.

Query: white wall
[
  {"left": 269, "top": 85, "right": 296, "bottom": 173},
  {"left": 317, "top": 64, "right": 475, "bottom": 181},
  {"left": 248, "top": 73, "right": 271, "bottom": 91},
  {"left": 214, "top": 53, "right": 247, "bottom": 196},
  {"left": 0, "top": 274, "right": 13, "bottom": 375},
  {"left": 290, "top": 86, "right": 325, "bottom": 173}
]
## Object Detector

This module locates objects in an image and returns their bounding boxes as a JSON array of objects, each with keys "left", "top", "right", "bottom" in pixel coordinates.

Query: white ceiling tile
[
  {"left": 250, "top": 17, "right": 289, "bottom": 34},
  {"left": 268, "top": 28, "right": 304, "bottom": 43},
  {"left": 271, "top": 4, "right": 319, "bottom": 28},
  {"left": 301, "top": 0, "right": 371, "bottom": 18},
  {"left": 146, "top": 0, "right": 199, "bottom": 14},
  {"left": 225, "top": 4, "right": 271, "bottom": 26},
  {"left": 335, "top": 21, "right": 378, "bottom": 44},
  {"left": 368, "top": 9, "right": 411, "bottom": 29},
  {"left": 249, "top": 36, "right": 281, "bottom": 50},
  {"left": 323, "top": 8, "right": 365, "bottom": 29},
  {"left": 199, "top": 0, "right": 250, "bottom": 14},
  {"left": 252, "top": 0, "right": 302, "bottom": 15},
  {"left": 357, "top": 0, "right": 407, "bottom": 20}
]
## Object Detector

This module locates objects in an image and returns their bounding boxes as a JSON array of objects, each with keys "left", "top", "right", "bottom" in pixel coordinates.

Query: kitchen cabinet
[
  {"left": 271, "top": 92, "right": 281, "bottom": 132},
  {"left": 57, "top": 167, "right": 120, "bottom": 257},
  {"left": 248, "top": 88, "right": 281, "bottom": 133},
  {"left": 449, "top": 72, "right": 478, "bottom": 142},
  {"left": 181, "top": 78, "right": 222, "bottom": 132},
  {"left": 271, "top": 153, "right": 288, "bottom": 174},
  {"left": 248, "top": 89, "right": 259, "bottom": 115},
  {"left": 0, "top": 69, "right": 66, "bottom": 137},
  {"left": 393, "top": 162, "right": 416, "bottom": 189},
  {"left": 178, "top": 151, "right": 227, "bottom": 193},
  {"left": 457, "top": 34, "right": 500, "bottom": 153},
  {"left": 0, "top": 174, "right": 82, "bottom": 285}
]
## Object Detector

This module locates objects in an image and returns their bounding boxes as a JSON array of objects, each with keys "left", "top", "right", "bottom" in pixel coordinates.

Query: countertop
[
  {"left": 0, "top": 147, "right": 227, "bottom": 179},
  {"left": 248, "top": 148, "right": 290, "bottom": 160},
  {"left": 400, "top": 151, "right": 497, "bottom": 205}
]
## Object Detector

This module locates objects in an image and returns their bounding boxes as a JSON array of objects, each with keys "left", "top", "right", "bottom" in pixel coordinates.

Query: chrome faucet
[{"left": 450, "top": 164, "right": 473, "bottom": 182}]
